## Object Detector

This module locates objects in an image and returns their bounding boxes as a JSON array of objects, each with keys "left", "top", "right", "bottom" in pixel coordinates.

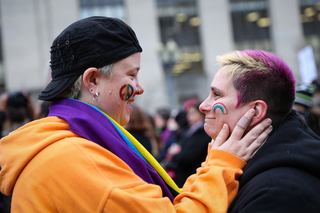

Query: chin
[
  {"left": 120, "top": 116, "right": 130, "bottom": 126},
  {"left": 209, "top": 133, "right": 218, "bottom": 140},
  {"left": 208, "top": 130, "right": 221, "bottom": 141},
  {"left": 120, "top": 120, "right": 128, "bottom": 126},
  {"left": 204, "top": 128, "right": 214, "bottom": 139}
]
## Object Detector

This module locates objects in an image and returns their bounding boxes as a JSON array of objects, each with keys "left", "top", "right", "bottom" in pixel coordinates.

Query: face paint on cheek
[
  {"left": 212, "top": 102, "right": 228, "bottom": 114},
  {"left": 119, "top": 84, "right": 134, "bottom": 101}
]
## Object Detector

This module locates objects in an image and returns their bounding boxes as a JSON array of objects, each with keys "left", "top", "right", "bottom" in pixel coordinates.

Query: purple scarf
[{"left": 48, "top": 99, "right": 175, "bottom": 201}]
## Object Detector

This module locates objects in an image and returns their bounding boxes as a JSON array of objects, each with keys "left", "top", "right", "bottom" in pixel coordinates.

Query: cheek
[
  {"left": 212, "top": 109, "right": 234, "bottom": 136},
  {"left": 119, "top": 106, "right": 132, "bottom": 125},
  {"left": 225, "top": 108, "right": 248, "bottom": 133},
  {"left": 215, "top": 114, "right": 227, "bottom": 131},
  {"left": 212, "top": 102, "right": 228, "bottom": 114},
  {"left": 204, "top": 118, "right": 224, "bottom": 140}
]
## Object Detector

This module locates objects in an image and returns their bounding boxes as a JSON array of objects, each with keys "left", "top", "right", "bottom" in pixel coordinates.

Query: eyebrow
[{"left": 129, "top": 66, "right": 140, "bottom": 72}]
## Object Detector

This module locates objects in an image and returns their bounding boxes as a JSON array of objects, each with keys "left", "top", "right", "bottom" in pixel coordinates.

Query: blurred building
[{"left": 0, "top": 0, "right": 319, "bottom": 113}]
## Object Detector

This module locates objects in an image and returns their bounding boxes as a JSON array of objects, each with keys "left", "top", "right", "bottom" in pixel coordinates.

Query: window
[
  {"left": 300, "top": 0, "right": 320, "bottom": 70},
  {"left": 156, "top": 0, "right": 203, "bottom": 76},
  {"left": 230, "top": 0, "right": 271, "bottom": 51},
  {"left": 79, "top": 0, "right": 126, "bottom": 20}
]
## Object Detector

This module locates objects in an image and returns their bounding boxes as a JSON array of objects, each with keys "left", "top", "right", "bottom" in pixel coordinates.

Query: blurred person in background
[
  {"left": 0, "top": 91, "right": 34, "bottom": 138},
  {"left": 125, "top": 105, "right": 160, "bottom": 157},
  {"left": 293, "top": 84, "right": 320, "bottom": 136},
  {"left": 34, "top": 101, "right": 52, "bottom": 119},
  {"left": 164, "top": 102, "right": 211, "bottom": 187},
  {"left": 153, "top": 107, "right": 172, "bottom": 150},
  {"left": 182, "top": 97, "right": 199, "bottom": 111},
  {"left": 157, "top": 97, "right": 198, "bottom": 165},
  {"left": 156, "top": 109, "right": 189, "bottom": 163},
  {"left": 0, "top": 90, "right": 34, "bottom": 213}
]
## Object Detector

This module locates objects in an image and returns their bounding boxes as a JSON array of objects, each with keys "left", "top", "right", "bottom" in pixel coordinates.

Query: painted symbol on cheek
[
  {"left": 119, "top": 84, "right": 134, "bottom": 101},
  {"left": 212, "top": 102, "right": 228, "bottom": 114}
]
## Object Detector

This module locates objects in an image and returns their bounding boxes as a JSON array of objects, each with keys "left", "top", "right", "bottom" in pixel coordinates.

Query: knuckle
[{"left": 236, "top": 123, "right": 246, "bottom": 130}]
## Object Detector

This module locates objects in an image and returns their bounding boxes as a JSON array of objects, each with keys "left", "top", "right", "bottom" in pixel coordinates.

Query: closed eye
[{"left": 210, "top": 87, "right": 224, "bottom": 99}]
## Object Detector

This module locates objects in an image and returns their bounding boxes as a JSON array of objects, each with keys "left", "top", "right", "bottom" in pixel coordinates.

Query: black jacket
[
  {"left": 167, "top": 123, "right": 211, "bottom": 187},
  {"left": 229, "top": 110, "right": 320, "bottom": 212}
]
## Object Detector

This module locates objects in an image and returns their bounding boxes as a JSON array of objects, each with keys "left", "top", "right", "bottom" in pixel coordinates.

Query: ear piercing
[{"left": 93, "top": 92, "right": 99, "bottom": 101}]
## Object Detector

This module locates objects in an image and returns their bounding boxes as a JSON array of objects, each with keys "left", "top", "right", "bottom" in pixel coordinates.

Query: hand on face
[{"left": 211, "top": 109, "right": 272, "bottom": 162}]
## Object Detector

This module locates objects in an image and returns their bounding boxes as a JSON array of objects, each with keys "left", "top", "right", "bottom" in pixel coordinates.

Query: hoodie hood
[
  {"left": 0, "top": 117, "right": 77, "bottom": 195},
  {"left": 239, "top": 110, "right": 320, "bottom": 187}
]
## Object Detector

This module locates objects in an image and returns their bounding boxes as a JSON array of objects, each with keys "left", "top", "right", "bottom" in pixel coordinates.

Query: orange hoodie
[{"left": 0, "top": 116, "right": 246, "bottom": 212}]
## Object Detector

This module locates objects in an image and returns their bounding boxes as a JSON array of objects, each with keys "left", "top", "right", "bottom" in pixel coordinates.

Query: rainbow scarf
[{"left": 48, "top": 99, "right": 180, "bottom": 201}]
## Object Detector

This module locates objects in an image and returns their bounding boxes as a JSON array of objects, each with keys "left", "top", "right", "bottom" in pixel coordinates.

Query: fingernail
[
  {"left": 249, "top": 109, "right": 255, "bottom": 115},
  {"left": 268, "top": 125, "right": 273, "bottom": 131},
  {"left": 267, "top": 118, "right": 272, "bottom": 124},
  {"left": 222, "top": 123, "right": 227, "bottom": 130}
]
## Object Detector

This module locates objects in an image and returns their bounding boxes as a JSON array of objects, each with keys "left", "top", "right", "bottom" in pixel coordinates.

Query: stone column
[
  {"left": 198, "top": 0, "right": 234, "bottom": 85},
  {"left": 269, "top": 0, "right": 304, "bottom": 82},
  {"left": 0, "top": 0, "right": 78, "bottom": 92},
  {"left": 125, "top": 0, "right": 169, "bottom": 112}
]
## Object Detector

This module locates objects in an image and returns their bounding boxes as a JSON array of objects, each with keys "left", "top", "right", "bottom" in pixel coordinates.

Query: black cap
[
  {"left": 38, "top": 16, "right": 142, "bottom": 101},
  {"left": 295, "top": 84, "right": 316, "bottom": 108}
]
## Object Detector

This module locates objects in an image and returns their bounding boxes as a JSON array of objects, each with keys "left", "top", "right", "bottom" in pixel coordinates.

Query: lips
[
  {"left": 127, "top": 97, "right": 135, "bottom": 104},
  {"left": 205, "top": 117, "right": 215, "bottom": 120}
]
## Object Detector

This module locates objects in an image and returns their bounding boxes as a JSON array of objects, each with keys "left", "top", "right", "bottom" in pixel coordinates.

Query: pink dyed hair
[{"left": 217, "top": 50, "right": 296, "bottom": 125}]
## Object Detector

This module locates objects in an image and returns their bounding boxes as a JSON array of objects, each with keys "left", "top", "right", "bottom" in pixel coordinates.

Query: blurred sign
[{"left": 298, "top": 45, "right": 318, "bottom": 85}]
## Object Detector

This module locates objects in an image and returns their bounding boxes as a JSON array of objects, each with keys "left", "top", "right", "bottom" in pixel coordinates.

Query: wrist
[{"left": 208, "top": 149, "right": 247, "bottom": 170}]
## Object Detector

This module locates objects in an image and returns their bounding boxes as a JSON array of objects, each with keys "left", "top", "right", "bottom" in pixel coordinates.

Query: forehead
[
  {"left": 114, "top": 52, "right": 141, "bottom": 73},
  {"left": 211, "top": 68, "right": 243, "bottom": 111},
  {"left": 211, "top": 68, "right": 234, "bottom": 91}
]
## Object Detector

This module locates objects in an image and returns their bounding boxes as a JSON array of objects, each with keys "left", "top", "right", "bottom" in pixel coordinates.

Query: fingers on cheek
[{"left": 237, "top": 116, "right": 250, "bottom": 129}]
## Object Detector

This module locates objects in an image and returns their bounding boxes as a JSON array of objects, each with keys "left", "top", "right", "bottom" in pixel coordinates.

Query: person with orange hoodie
[{"left": 0, "top": 17, "right": 272, "bottom": 212}]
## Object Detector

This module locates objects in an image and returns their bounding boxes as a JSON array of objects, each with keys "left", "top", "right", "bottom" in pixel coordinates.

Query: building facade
[{"left": 0, "top": 0, "right": 319, "bottom": 113}]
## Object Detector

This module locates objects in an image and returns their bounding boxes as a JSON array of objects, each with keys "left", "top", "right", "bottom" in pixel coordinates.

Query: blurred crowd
[
  {"left": 0, "top": 91, "right": 52, "bottom": 213},
  {"left": 0, "top": 91, "right": 52, "bottom": 138},
  {"left": 293, "top": 83, "right": 320, "bottom": 136}
]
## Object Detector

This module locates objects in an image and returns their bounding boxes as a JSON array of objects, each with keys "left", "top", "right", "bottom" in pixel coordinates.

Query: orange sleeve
[
  {"left": 173, "top": 146, "right": 246, "bottom": 212},
  {"left": 104, "top": 145, "right": 246, "bottom": 213}
]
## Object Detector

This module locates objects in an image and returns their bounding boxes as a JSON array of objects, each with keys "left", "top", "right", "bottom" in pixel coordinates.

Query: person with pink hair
[{"left": 200, "top": 50, "right": 320, "bottom": 212}]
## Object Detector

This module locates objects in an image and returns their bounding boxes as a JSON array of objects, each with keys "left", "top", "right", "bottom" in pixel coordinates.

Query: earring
[{"left": 93, "top": 92, "right": 99, "bottom": 101}]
